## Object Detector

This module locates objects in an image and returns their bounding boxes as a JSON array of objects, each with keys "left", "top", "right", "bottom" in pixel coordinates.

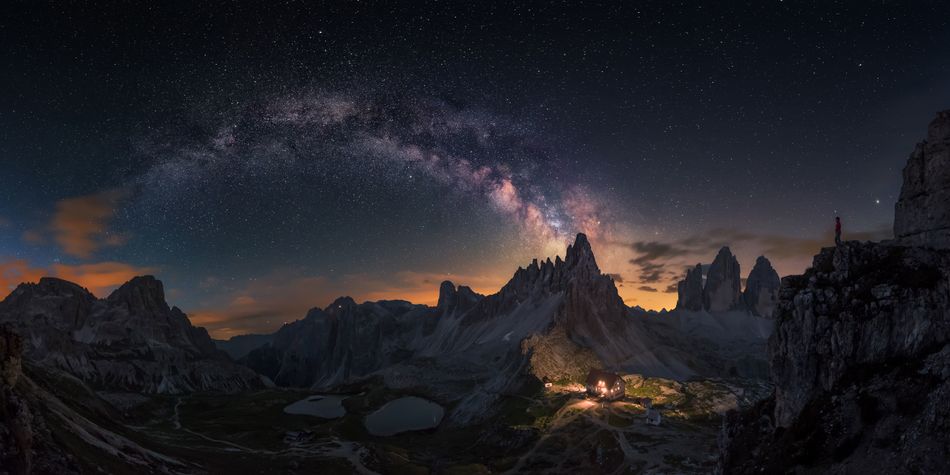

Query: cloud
[
  {"left": 0, "top": 259, "right": 47, "bottom": 293},
  {"left": 624, "top": 241, "right": 691, "bottom": 284},
  {"left": 637, "top": 285, "right": 658, "bottom": 292},
  {"left": 190, "top": 268, "right": 509, "bottom": 339},
  {"left": 0, "top": 259, "right": 155, "bottom": 297},
  {"left": 663, "top": 283, "right": 678, "bottom": 293},
  {"left": 50, "top": 190, "right": 128, "bottom": 259},
  {"left": 52, "top": 262, "right": 158, "bottom": 297},
  {"left": 21, "top": 230, "right": 46, "bottom": 245},
  {"left": 606, "top": 273, "right": 624, "bottom": 283}
]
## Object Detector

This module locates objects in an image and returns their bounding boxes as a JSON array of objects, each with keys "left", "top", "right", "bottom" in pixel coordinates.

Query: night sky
[{"left": 2, "top": 2, "right": 949, "bottom": 337}]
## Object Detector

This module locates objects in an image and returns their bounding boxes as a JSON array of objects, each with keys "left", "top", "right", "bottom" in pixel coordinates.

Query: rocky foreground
[
  {"left": 719, "top": 242, "right": 950, "bottom": 473},
  {"left": 720, "top": 109, "right": 950, "bottom": 473}
]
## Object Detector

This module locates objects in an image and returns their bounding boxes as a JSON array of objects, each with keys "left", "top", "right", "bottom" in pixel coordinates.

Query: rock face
[
  {"left": 742, "top": 256, "right": 780, "bottom": 317},
  {"left": 0, "top": 326, "right": 31, "bottom": 475},
  {"left": 720, "top": 242, "right": 950, "bottom": 473},
  {"left": 675, "top": 264, "right": 704, "bottom": 311},
  {"left": 703, "top": 247, "right": 742, "bottom": 312},
  {"left": 894, "top": 110, "right": 950, "bottom": 249},
  {"left": 0, "top": 276, "right": 262, "bottom": 394},
  {"left": 243, "top": 297, "right": 433, "bottom": 388},
  {"left": 0, "top": 326, "right": 79, "bottom": 475}
]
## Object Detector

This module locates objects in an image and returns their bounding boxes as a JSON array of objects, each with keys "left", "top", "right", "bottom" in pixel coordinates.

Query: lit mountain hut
[{"left": 585, "top": 369, "right": 624, "bottom": 400}]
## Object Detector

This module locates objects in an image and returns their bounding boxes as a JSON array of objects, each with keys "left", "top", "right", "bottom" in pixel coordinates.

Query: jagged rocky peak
[
  {"left": 564, "top": 232, "right": 600, "bottom": 274},
  {"left": 703, "top": 246, "right": 741, "bottom": 312},
  {"left": 4, "top": 277, "right": 94, "bottom": 303},
  {"left": 894, "top": 109, "right": 950, "bottom": 249},
  {"left": 1, "top": 277, "right": 97, "bottom": 329},
  {"left": 675, "top": 264, "right": 704, "bottom": 311},
  {"left": 106, "top": 275, "right": 169, "bottom": 315},
  {"left": 742, "top": 256, "right": 780, "bottom": 317},
  {"left": 505, "top": 233, "right": 603, "bottom": 293}
]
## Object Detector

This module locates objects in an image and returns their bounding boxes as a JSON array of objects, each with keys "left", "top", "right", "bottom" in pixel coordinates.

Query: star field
[{"left": 1, "top": 1, "right": 948, "bottom": 336}]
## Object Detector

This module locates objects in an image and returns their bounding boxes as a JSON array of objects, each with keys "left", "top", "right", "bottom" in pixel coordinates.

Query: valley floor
[{"left": 93, "top": 376, "right": 768, "bottom": 474}]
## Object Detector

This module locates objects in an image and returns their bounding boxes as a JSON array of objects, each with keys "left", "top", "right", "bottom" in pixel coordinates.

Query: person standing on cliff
[{"left": 835, "top": 216, "right": 842, "bottom": 245}]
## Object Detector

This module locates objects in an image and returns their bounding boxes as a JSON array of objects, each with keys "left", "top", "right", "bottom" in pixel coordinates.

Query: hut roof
[{"left": 585, "top": 369, "right": 622, "bottom": 387}]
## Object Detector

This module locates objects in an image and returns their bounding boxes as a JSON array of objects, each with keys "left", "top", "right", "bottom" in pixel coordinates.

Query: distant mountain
[
  {"left": 0, "top": 276, "right": 263, "bottom": 394},
  {"left": 675, "top": 248, "right": 781, "bottom": 317},
  {"left": 214, "top": 333, "right": 275, "bottom": 360},
  {"left": 236, "top": 234, "right": 772, "bottom": 423}
]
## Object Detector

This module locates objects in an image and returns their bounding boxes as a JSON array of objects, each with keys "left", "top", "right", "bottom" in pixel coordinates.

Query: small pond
[
  {"left": 364, "top": 396, "right": 444, "bottom": 436},
  {"left": 283, "top": 395, "right": 347, "bottom": 418}
]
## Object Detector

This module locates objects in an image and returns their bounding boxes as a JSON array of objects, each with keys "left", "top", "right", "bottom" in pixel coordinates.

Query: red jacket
[{"left": 835, "top": 220, "right": 841, "bottom": 232}]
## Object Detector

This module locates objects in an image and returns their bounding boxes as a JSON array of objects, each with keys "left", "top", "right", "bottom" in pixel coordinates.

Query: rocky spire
[
  {"left": 894, "top": 110, "right": 950, "bottom": 249},
  {"left": 564, "top": 233, "right": 600, "bottom": 274},
  {"left": 742, "top": 256, "right": 780, "bottom": 316},
  {"left": 675, "top": 264, "right": 704, "bottom": 311},
  {"left": 437, "top": 280, "right": 458, "bottom": 311},
  {"left": 703, "top": 247, "right": 742, "bottom": 312}
]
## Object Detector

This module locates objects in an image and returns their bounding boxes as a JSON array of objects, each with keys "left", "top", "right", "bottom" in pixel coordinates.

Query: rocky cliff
[
  {"left": 720, "top": 242, "right": 950, "bottom": 473},
  {"left": 720, "top": 111, "right": 950, "bottom": 473},
  {"left": 894, "top": 110, "right": 950, "bottom": 249},
  {"left": 0, "top": 276, "right": 262, "bottom": 394}
]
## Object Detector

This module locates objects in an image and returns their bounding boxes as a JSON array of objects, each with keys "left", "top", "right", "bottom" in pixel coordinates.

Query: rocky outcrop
[
  {"left": 894, "top": 110, "right": 950, "bottom": 249},
  {"left": 721, "top": 110, "right": 950, "bottom": 473},
  {"left": 0, "top": 326, "right": 79, "bottom": 475},
  {"left": 675, "top": 264, "right": 704, "bottom": 311},
  {"left": 0, "top": 276, "right": 262, "bottom": 394},
  {"left": 703, "top": 247, "right": 742, "bottom": 312},
  {"left": 720, "top": 242, "right": 950, "bottom": 473},
  {"left": 742, "top": 256, "right": 780, "bottom": 317}
]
